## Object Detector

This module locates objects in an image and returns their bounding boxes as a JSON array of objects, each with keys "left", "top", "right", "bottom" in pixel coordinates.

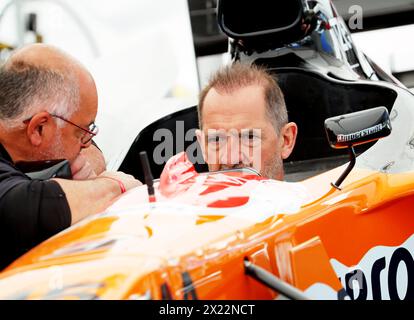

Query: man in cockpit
[{"left": 196, "top": 63, "right": 298, "bottom": 180}]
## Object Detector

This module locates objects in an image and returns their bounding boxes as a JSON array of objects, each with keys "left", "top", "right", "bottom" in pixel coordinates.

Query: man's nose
[{"left": 221, "top": 135, "right": 243, "bottom": 165}]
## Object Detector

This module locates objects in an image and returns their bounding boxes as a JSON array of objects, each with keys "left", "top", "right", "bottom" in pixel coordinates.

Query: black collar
[{"left": 0, "top": 144, "right": 13, "bottom": 163}]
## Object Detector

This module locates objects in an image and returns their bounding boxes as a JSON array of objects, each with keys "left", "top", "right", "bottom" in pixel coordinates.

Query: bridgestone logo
[{"left": 337, "top": 123, "right": 386, "bottom": 143}]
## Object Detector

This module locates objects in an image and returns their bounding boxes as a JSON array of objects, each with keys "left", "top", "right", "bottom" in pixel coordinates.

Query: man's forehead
[
  {"left": 202, "top": 85, "right": 269, "bottom": 130},
  {"left": 69, "top": 86, "right": 97, "bottom": 123},
  {"left": 204, "top": 128, "right": 261, "bottom": 136},
  {"left": 205, "top": 85, "right": 265, "bottom": 104},
  {"left": 74, "top": 72, "right": 98, "bottom": 122}
]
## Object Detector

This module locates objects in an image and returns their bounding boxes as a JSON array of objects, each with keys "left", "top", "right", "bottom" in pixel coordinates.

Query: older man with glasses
[{"left": 0, "top": 44, "right": 141, "bottom": 269}]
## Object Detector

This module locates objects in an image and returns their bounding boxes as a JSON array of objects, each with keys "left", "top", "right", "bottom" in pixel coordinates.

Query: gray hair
[
  {"left": 198, "top": 62, "right": 288, "bottom": 133},
  {"left": 0, "top": 59, "right": 79, "bottom": 129}
]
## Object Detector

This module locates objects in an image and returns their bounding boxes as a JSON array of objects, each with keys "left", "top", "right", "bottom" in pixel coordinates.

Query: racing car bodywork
[
  {"left": 0, "top": 0, "right": 414, "bottom": 300},
  {"left": 1, "top": 115, "right": 414, "bottom": 300}
]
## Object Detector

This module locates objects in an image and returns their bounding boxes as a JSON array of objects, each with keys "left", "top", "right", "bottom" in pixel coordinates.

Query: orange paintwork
[{"left": 0, "top": 153, "right": 413, "bottom": 300}]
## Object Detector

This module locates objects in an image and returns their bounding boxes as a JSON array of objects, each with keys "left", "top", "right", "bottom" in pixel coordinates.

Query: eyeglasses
[
  {"left": 23, "top": 113, "right": 99, "bottom": 145},
  {"left": 50, "top": 114, "right": 99, "bottom": 144}
]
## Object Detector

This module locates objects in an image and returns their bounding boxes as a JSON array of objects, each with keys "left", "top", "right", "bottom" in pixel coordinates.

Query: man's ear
[
  {"left": 280, "top": 122, "right": 298, "bottom": 160},
  {"left": 26, "top": 112, "right": 54, "bottom": 147}
]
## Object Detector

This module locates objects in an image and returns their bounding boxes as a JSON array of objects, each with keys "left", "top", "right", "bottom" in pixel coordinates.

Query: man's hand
[
  {"left": 79, "top": 143, "right": 107, "bottom": 175},
  {"left": 70, "top": 153, "right": 97, "bottom": 180},
  {"left": 70, "top": 143, "right": 108, "bottom": 180}
]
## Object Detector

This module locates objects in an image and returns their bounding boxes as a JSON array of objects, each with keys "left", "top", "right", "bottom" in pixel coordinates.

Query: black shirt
[{"left": 0, "top": 144, "right": 71, "bottom": 270}]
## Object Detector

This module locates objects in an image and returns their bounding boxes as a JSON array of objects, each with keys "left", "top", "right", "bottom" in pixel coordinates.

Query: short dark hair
[
  {"left": 0, "top": 59, "right": 78, "bottom": 128},
  {"left": 198, "top": 62, "right": 288, "bottom": 132}
]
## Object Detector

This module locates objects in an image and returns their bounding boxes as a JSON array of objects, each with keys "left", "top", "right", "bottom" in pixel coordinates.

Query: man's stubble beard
[
  {"left": 261, "top": 152, "right": 284, "bottom": 180},
  {"left": 32, "top": 131, "right": 66, "bottom": 161},
  {"left": 210, "top": 153, "right": 284, "bottom": 180}
]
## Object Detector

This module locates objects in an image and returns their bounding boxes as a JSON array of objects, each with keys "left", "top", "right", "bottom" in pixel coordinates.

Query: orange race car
[{"left": 0, "top": 0, "right": 414, "bottom": 300}]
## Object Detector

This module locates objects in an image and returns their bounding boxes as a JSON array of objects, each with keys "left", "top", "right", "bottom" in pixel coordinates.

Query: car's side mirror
[
  {"left": 325, "top": 107, "right": 391, "bottom": 149},
  {"left": 324, "top": 107, "right": 391, "bottom": 189}
]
